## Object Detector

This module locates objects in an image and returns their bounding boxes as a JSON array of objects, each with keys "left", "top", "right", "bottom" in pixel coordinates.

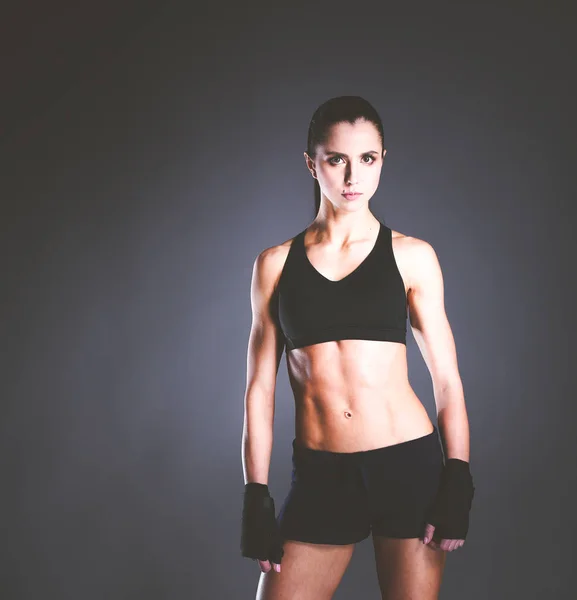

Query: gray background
[{"left": 2, "top": 2, "right": 576, "bottom": 598}]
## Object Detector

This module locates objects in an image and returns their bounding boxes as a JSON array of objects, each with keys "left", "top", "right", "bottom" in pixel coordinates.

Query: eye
[{"left": 328, "top": 155, "right": 377, "bottom": 165}]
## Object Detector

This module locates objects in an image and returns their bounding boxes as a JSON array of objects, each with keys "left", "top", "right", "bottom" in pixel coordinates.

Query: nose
[
  {"left": 346, "top": 173, "right": 358, "bottom": 185},
  {"left": 346, "top": 165, "right": 359, "bottom": 185}
]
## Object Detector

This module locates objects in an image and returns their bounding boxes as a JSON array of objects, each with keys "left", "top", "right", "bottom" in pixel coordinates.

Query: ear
[
  {"left": 303, "top": 151, "right": 317, "bottom": 179},
  {"left": 382, "top": 148, "right": 387, "bottom": 160}
]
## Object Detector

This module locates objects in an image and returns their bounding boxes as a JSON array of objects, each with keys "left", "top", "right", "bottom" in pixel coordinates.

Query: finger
[
  {"left": 258, "top": 559, "right": 271, "bottom": 573},
  {"left": 447, "top": 540, "right": 459, "bottom": 552},
  {"left": 272, "top": 562, "right": 281, "bottom": 573},
  {"left": 422, "top": 523, "right": 435, "bottom": 544},
  {"left": 440, "top": 539, "right": 451, "bottom": 551}
]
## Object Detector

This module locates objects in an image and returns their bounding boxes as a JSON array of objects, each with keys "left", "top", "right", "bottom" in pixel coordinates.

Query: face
[{"left": 304, "top": 119, "right": 386, "bottom": 211}]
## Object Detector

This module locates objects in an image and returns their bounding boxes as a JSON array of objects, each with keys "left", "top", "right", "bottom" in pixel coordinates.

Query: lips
[{"left": 343, "top": 192, "right": 362, "bottom": 199}]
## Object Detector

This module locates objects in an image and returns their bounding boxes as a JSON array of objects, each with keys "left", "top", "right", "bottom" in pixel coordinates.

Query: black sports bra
[{"left": 276, "top": 220, "right": 407, "bottom": 351}]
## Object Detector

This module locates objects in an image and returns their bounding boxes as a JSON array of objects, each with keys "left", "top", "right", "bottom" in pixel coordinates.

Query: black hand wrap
[
  {"left": 241, "top": 483, "right": 285, "bottom": 564},
  {"left": 425, "top": 458, "right": 475, "bottom": 540}
]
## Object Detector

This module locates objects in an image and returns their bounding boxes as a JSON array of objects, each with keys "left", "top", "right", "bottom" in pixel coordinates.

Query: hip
[{"left": 289, "top": 424, "right": 443, "bottom": 493}]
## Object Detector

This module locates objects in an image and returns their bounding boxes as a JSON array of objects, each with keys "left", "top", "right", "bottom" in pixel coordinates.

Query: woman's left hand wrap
[{"left": 425, "top": 458, "right": 475, "bottom": 542}]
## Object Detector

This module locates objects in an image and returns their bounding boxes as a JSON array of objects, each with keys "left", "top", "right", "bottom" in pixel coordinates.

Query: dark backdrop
[{"left": 2, "top": 2, "right": 576, "bottom": 598}]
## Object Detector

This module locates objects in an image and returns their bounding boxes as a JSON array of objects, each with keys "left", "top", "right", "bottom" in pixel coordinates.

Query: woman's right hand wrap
[{"left": 241, "top": 483, "right": 285, "bottom": 564}]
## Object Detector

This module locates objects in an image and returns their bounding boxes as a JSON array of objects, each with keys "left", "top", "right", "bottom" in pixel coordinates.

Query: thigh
[
  {"left": 256, "top": 540, "right": 355, "bottom": 600},
  {"left": 371, "top": 535, "right": 446, "bottom": 600}
]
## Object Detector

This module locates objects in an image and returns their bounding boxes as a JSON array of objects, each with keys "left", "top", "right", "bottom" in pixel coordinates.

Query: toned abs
[{"left": 285, "top": 339, "right": 432, "bottom": 452}]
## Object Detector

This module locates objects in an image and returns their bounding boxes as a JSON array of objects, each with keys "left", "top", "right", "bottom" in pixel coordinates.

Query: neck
[{"left": 310, "top": 209, "right": 380, "bottom": 241}]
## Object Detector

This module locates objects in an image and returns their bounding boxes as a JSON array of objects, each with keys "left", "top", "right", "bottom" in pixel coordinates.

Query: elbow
[{"left": 431, "top": 365, "right": 463, "bottom": 393}]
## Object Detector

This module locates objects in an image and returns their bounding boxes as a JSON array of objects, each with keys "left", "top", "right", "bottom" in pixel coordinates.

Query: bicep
[
  {"left": 408, "top": 241, "right": 460, "bottom": 387},
  {"left": 245, "top": 250, "right": 285, "bottom": 399}
]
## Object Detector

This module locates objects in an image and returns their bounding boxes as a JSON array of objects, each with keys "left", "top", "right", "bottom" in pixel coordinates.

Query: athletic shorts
[{"left": 276, "top": 425, "right": 444, "bottom": 545}]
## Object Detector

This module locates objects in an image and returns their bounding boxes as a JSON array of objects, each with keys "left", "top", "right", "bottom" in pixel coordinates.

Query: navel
[{"left": 344, "top": 410, "right": 353, "bottom": 419}]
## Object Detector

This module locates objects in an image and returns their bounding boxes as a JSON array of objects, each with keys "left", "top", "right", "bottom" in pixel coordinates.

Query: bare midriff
[{"left": 285, "top": 338, "right": 433, "bottom": 452}]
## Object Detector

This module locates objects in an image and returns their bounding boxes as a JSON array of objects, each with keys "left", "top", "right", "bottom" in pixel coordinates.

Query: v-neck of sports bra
[{"left": 300, "top": 222, "right": 384, "bottom": 284}]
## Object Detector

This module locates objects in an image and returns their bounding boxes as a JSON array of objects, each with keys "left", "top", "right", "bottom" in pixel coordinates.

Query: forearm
[
  {"left": 434, "top": 381, "right": 470, "bottom": 462},
  {"left": 241, "top": 386, "right": 275, "bottom": 485}
]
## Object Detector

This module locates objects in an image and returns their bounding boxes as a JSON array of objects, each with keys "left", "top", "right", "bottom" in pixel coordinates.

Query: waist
[
  {"left": 293, "top": 387, "right": 433, "bottom": 453},
  {"left": 292, "top": 424, "right": 439, "bottom": 462}
]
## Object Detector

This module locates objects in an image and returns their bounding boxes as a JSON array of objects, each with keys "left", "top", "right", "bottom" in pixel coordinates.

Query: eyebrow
[{"left": 324, "top": 150, "right": 380, "bottom": 156}]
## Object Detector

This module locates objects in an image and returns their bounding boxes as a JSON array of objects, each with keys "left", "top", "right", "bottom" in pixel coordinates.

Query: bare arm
[
  {"left": 406, "top": 238, "right": 470, "bottom": 462},
  {"left": 241, "top": 246, "right": 286, "bottom": 485}
]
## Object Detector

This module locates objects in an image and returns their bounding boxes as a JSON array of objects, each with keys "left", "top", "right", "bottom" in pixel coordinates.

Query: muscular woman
[{"left": 240, "top": 95, "right": 475, "bottom": 599}]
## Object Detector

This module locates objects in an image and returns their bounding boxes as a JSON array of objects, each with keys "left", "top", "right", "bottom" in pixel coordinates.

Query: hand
[
  {"left": 241, "top": 483, "right": 285, "bottom": 571},
  {"left": 423, "top": 458, "right": 475, "bottom": 550},
  {"left": 422, "top": 523, "right": 465, "bottom": 552}
]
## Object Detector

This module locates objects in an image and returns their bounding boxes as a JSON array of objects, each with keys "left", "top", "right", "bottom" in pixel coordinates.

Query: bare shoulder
[
  {"left": 390, "top": 228, "right": 441, "bottom": 292},
  {"left": 252, "top": 234, "right": 294, "bottom": 292}
]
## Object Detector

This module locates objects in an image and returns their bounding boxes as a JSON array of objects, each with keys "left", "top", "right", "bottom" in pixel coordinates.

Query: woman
[{"left": 240, "top": 96, "right": 475, "bottom": 600}]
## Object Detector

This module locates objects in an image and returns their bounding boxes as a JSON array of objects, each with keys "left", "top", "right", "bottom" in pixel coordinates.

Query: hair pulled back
[{"left": 306, "top": 96, "right": 385, "bottom": 217}]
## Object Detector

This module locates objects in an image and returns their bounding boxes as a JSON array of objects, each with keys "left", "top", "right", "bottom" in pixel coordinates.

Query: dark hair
[{"left": 306, "top": 96, "right": 385, "bottom": 217}]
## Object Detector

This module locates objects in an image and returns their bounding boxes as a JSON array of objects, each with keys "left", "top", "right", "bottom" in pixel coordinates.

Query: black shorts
[{"left": 276, "top": 425, "right": 443, "bottom": 545}]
